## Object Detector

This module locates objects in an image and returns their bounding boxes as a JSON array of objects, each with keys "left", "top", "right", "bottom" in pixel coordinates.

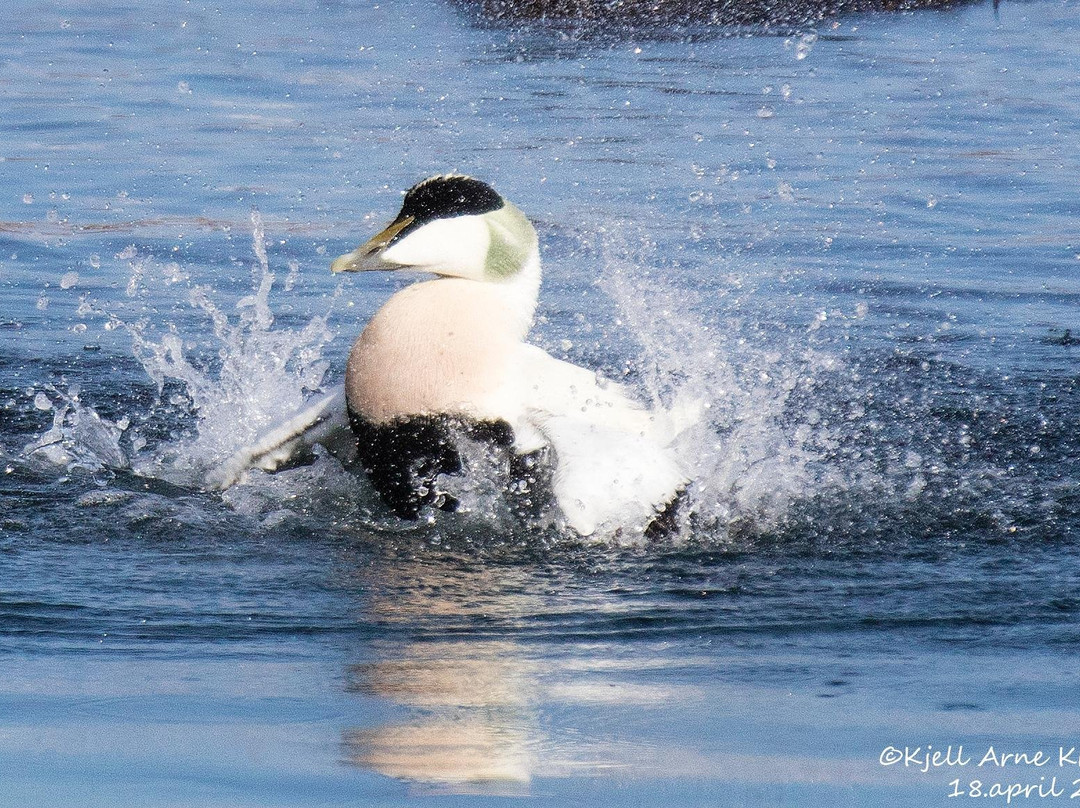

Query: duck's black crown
[{"left": 398, "top": 175, "right": 505, "bottom": 227}]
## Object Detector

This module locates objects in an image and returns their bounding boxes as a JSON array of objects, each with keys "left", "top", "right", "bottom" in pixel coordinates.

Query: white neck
[{"left": 484, "top": 244, "right": 542, "bottom": 340}]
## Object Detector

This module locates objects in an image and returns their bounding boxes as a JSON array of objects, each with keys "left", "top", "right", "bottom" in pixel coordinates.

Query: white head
[{"left": 332, "top": 175, "right": 538, "bottom": 282}]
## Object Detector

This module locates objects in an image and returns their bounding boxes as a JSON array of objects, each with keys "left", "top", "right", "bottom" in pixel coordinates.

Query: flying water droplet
[
  {"left": 284, "top": 260, "right": 300, "bottom": 292},
  {"left": 795, "top": 32, "right": 818, "bottom": 61}
]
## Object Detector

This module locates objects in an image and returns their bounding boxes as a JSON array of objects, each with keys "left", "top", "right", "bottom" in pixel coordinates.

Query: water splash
[
  {"left": 18, "top": 212, "right": 1062, "bottom": 551},
  {"left": 794, "top": 31, "right": 818, "bottom": 61},
  {"left": 21, "top": 211, "right": 340, "bottom": 492},
  {"left": 125, "top": 211, "right": 336, "bottom": 486},
  {"left": 596, "top": 231, "right": 862, "bottom": 542},
  {"left": 591, "top": 227, "right": 1080, "bottom": 549},
  {"left": 21, "top": 385, "right": 129, "bottom": 473}
]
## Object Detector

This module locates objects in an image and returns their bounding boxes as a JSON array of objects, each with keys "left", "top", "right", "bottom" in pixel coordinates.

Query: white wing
[
  {"left": 205, "top": 385, "right": 355, "bottom": 490},
  {"left": 511, "top": 344, "right": 691, "bottom": 537}
]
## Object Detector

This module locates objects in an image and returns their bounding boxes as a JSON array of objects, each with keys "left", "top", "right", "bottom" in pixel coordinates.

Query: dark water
[{"left": 2, "top": 0, "right": 1080, "bottom": 805}]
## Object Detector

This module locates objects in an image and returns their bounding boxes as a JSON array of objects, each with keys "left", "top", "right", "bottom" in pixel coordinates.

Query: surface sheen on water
[{"left": 2, "top": 0, "right": 1080, "bottom": 805}]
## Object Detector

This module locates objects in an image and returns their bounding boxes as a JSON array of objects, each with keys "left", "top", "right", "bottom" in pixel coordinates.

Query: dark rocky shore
[{"left": 455, "top": 0, "right": 976, "bottom": 27}]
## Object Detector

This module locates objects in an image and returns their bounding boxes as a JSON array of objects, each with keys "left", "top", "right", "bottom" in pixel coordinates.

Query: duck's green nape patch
[{"left": 484, "top": 203, "right": 536, "bottom": 280}]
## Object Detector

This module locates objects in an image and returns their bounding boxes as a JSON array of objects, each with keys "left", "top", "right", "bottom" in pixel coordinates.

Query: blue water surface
[{"left": 2, "top": 0, "right": 1080, "bottom": 805}]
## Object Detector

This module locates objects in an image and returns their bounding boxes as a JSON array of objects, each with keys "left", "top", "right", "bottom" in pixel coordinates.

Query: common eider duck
[{"left": 213, "top": 176, "right": 694, "bottom": 537}]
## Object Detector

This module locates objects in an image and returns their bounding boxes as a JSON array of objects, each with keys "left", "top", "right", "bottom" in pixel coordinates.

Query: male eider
[
  {"left": 333, "top": 174, "right": 693, "bottom": 536},
  {"left": 212, "top": 176, "right": 694, "bottom": 537}
]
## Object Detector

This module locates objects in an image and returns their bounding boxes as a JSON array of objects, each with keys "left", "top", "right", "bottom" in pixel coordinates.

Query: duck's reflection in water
[
  {"left": 343, "top": 639, "right": 538, "bottom": 792},
  {"left": 337, "top": 547, "right": 698, "bottom": 794},
  {"left": 339, "top": 549, "right": 550, "bottom": 792},
  {"left": 334, "top": 537, "right": 974, "bottom": 797}
]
